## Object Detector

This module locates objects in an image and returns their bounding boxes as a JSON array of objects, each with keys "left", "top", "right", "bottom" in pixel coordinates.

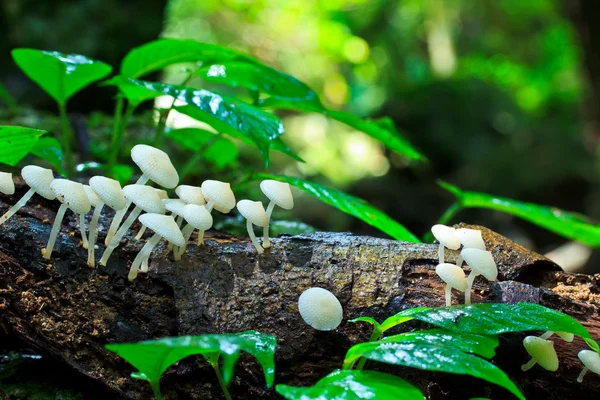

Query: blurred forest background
[{"left": 2, "top": 0, "right": 600, "bottom": 273}]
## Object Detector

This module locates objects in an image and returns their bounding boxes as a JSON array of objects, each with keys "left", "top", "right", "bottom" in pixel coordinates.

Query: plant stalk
[
  {"left": 58, "top": 102, "right": 75, "bottom": 177},
  {"left": 211, "top": 362, "right": 233, "bottom": 400},
  {"left": 108, "top": 99, "right": 136, "bottom": 178}
]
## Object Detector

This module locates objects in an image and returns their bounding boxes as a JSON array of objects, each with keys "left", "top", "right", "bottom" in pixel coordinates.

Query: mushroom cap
[
  {"left": 122, "top": 185, "right": 166, "bottom": 214},
  {"left": 89, "top": 176, "right": 126, "bottom": 210},
  {"left": 555, "top": 332, "right": 574, "bottom": 342},
  {"left": 154, "top": 188, "right": 169, "bottom": 200},
  {"left": 163, "top": 199, "right": 187, "bottom": 216},
  {"left": 435, "top": 263, "right": 468, "bottom": 291},
  {"left": 298, "top": 287, "right": 343, "bottom": 331},
  {"left": 130, "top": 144, "right": 179, "bottom": 189},
  {"left": 201, "top": 180, "right": 236, "bottom": 213},
  {"left": 138, "top": 213, "right": 185, "bottom": 247},
  {"left": 461, "top": 248, "right": 498, "bottom": 281},
  {"left": 260, "top": 180, "right": 294, "bottom": 210},
  {"left": 0, "top": 172, "right": 15, "bottom": 195},
  {"left": 183, "top": 204, "right": 213, "bottom": 230},
  {"left": 175, "top": 185, "right": 206, "bottom": 205},
  {"left": 83, "top": 185, "right": 101, "bottom": 208},
  {"left": 431, "top": 224, "right": 460, "bottom": 250},
  {"left": 578, "top": 350, "right": 600, "bottom": 374},
  {"left": 50, "top": 179, "right": 91, "bottom": 215},
  {"left": 237, "top": 200, "right": 269, "bottom": 227},
  {"left": 523, "top": 336, "right": 559, "bottom": 371},
  {"left": 454, "top": 228, "right": 486, "bottom": 250},
  {"left": 21, "top": 165, "right": 55, "bottom": 200}
]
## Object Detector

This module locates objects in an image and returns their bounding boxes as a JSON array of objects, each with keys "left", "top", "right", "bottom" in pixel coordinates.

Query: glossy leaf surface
[
  {"left": 102, "top": 76, "right": 162, "bottom": 107},
  {"left": 31, "top": 136, "right": 64, "bottom": 174},
  {"left": 255, "top": 173, "right": 420, "bottom": 242},
  {"left": 0, "top": 126, "right": 46, "bottom": 166},
  {"left": 167, "top": 128, "right": 238, "bottom": 169}
]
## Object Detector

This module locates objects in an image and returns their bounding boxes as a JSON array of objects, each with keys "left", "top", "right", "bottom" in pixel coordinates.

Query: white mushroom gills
[
  {"left": 201, "top": 180, "right": 236, "bottom": 214},
  {"left": 260, "top": 180, "right": 294, "bottom": 249},
  {"left": 237, "top": 200, "right": 268, "bottom": 254},
  {"left": 0, "top": 166, "right": 55, "bottom": 225},
  {"left": 460, "top": 248, "right": 497, "bottom": 304},
  {"left": 80, "top": 185, "right": 101, "bottom": 250},
  {"left": 454, "top": 228, "right": 487, "bottom": 266},
  {"left": 431, "top": 224, "right": 460, "bottom": 264},
  {"left": 0, "top": 172, "right": 15, "bottom": 195},
  {"left": 521, "top": 336, "right": 559, "bottom": 371},
  {"left": 174, "top": 204, "right": 213, "bottom": 260},
  {"left": 43, "top": 179, "right": 91, "bottom": 259},
  {"left": 435, "top": 263, "right": 468, "bottom": 306},
  {"left": 298, "top": 287, "right": 343, "bottom": 331},
  {"left": 577, "top": 349, "right": 600, "bottom": 383}
]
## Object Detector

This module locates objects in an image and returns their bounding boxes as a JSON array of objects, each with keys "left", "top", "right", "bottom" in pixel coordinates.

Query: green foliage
[
  {"left": 585, "top": 338, "right": 600, "bottom": 353},
  {"left": 167, "top": 128, "right": 238, "bottom": 169},
  {"left": 276, "top": 369, "right": 425, "bottom": 400},
  {"left": 0, "top": 126, "right": 47, "bottom": 166},
  {"left": 30, "top": 136, "right": 64, "bottom": 174},
  {"left": 255, "top": 173, "right": 421, "bottom": 242}
]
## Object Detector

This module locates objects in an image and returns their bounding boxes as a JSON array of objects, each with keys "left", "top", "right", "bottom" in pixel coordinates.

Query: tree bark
[{"left": 0, "top": 185, "right": 599, "bottom": 400}]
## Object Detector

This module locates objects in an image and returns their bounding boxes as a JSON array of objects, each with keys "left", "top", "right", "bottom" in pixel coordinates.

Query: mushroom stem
[
  {"left": 174, "top": 224, "right": 194, "bottom": 261},
  {"left": 135, "top": 175, "right": 150, "bottom": 185},
  {"left": 135, "top": 225, "right": 147, "bottom": 240},
  {"left": 540, "top": 331, "right": 554, "bottom": 340},
  {"left": 456, "top": 254, "right": 464, "bottom": 268},
  {"left": 577, "top": 367, "right": 589, "bottom": 383},
  {"left": 247, "top": 219, "right": 264, "bottom": 254},
  {"left": 262, "top": 201, "right": 276, "bottom": 249},
  {"left": 205, "top": 200, "right": 214, "bottom": 213},
  {"left": 0, "top": 188, "right": 35, "bottom": 225},
  {"left": 464, "top": 271, "right": 478, "bottom": 305},
  {"left": 521, "top": 358, "right": 537, "bottom": 371},
  {"left": 129, "top": 232, "right": 162, "bottom": 281},
  {"left": 438, "top": 244, "right": 445, "bottom": 264},
  {"left": 42, "top": 203, "right": 68, "bottom": 259},
  {"left": 105, "top": 207, "right": 128, "bottom": 245},
  {"left": 87, "top": 202, "right": 105, "bottom": 266},
  {"left": 99, "top": 207, "right": 142, "bottom": 266},
  {"left": 197, "top": 230, "right": 205, "bottom": 245},
  {"left": 444, "top": 284, "right": 452, "bottom": 306},
  {"left": 167, "top": 216, "right": 184, "bottom": 252},
  {"left": 80, "top": 214, "right": 89, "bottom": 249}
]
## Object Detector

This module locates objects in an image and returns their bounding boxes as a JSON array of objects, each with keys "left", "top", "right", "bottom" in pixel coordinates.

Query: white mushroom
[
  {"left": 174, "top": 204, "right": 213, "bottom": 261},
  {"left": 237, "top": 200, "right": 268, "bottom": 254},
  {"left": 162, "top": 199, "right": 187, "bottom": 253},
  {"left": 460, "top": 248, "right": 498, "bottom": 305},
  {"left": 42, "top": 179, "right": 91, "bottom": 260},
  {"left": 134, "top": 189, "right": 169, "bottom": 240},
  {"left": 0, "top": 172, "right": 15, "bottom": 195},
  {"left": 435, "top": 263, "right": 468, "bottom": 306},
  {"left": 454, "top": 228, "right": 487, "bottom": 267},
  {"left": 0, "top": 166, "right": 55, "bottom": 225},
  {"left": 201, "top": 180, "right": 236, "bottom": 214},
  {"left": 176, "top": 185, "right": 206, "bottom": 205},
  {"left": 87, "top": 176, "right": 126, "bottom": 266},
  {"left": 577, "top": 349, "right": 600, "bottom": 383},
  {"left": 128, "top": 214, "right": 184, "bottom": 281},
  {"left": 260, "top": 180, "right": 294, "bottom": 249},
  {"left": 431, "top": 224, "right": 461, "bottom": 264},
  {"left": 80, "top": 185, "right": 101, "bottom": 250},
  {"left": 298, "top": 287, "right": 343, "bottom": 331},
  {"left": 521, "top": 336, "right": 559, "bottom": 372},
  {"left": 99, "top": 185, "right": 165, "bottom": 266}
]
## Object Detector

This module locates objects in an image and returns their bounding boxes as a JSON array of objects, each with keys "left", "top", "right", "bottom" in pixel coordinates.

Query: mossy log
[{"left": 0, "top": 184, "right": 599, "bottom": 400}]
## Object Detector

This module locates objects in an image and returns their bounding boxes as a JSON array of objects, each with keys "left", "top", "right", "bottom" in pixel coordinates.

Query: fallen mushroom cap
[
  {"left": 454, "top": 228, "right": 486, "bottom": 250},
  {"left": 431, "top": 224, "right": 460, "bottom": 250},
  {"left": 183, "top": 204, "right": 213, "bottom": 230},
  {"left": 0, "top": 172, "right": 15, "bottom": 195},
  {"left": 461, "top": 248, "right": 498, "bottom": 281},
  {"left": 260, "top": 180, "right": 294, "bottom": 210},
  {"left": 523, "top": 336, "right": 559, "bottom": 371},
  {"left": 89, "top": 176, "right": 126, "bottom": 210},
  {"left": 175, "top": 185, "right": 206, "bottom": 205},
  {"left": 201, "top": 180, "right": 236, "bottom": 213},
  {"left": 138, "top": 214, "right": 185, "bottom": 247},
  {"left": 578, "top": 350, "right": 600, "bottom": 374},
  {"left": 50, "top": 180, "right": 91, "bottom": 214},
  {"left": 237, "top": 200, "right": 269, "bottom": 227},
  {"left": 436, "top": 263, "right": 468, "bottom": 290},
  {"left": 298, "top": 287, "right": 343, "bottom": 331},
  {"left": 122, "top": 185, "right": 166, "bottom": 214},
  {"left": 83, "top": 185, "right": 101, "bottom": 208},
  {"left": 21, "top": 165, "right": 55, "bottom": 200},
  {"left": 163, "top": 199, "right": 187, "bottom": 216},
  {"left": 131, "top": 144, "right": 179, "bottom": 189}
]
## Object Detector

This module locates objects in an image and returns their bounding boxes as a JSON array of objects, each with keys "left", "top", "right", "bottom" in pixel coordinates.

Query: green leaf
[
  {"left": 585, "top": 338, "right": 600, "bottom": 353},
  {"left": 254, "top": 173, "right": 420, "bottom": 242},
  {"left": 12, "top": 49, "right": 112, "bottom": 104},
  {"left": 343, "top": 341, "right": 524, "bottom": 400},
  {"left": 348, "top": 316, "right": 381, "bottom": 330},
  {"left": 105, "top": 331, "right": 276, "bottom": 390},
  {"left": 121, "top": 39, "right": 252, "bottom": 78},
  {"left": 102, "top": 76, "right": 162, "bottom": 107},
  {"left": 379, "top": 307, "right": 433, "bottom": 334},
  {"left": 30, "top": 136, "right": 64, "bottom": 174},
  {"left": 438, "top": 180, "right": 600, "bottom": 247},
  {"left": 76, "top": 162, "right": 133, "bottom": 185},
  {"left": 0, "top": 126, "right": 46, "bottom": 166},
  {"left": 167, "top": 128, "right": 238, "bottom": 169},
  {"left": 276, "top": 369, "right": 425, "bottom": 400}
]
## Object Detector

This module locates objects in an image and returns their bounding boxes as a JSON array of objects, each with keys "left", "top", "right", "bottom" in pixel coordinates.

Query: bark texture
[{"left": 0, "top": 184, "right": 599, "bottom": 400}]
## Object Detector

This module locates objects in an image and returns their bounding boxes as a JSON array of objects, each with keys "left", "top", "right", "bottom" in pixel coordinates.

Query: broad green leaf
[
  {"left": 255, "top": 173, "right": 420, "bottom": 242},
  {"left": 276, "top": 369, "right": 425, "bottom": 400},
  {"left": 167, "top": 128, "right": 238, "bottom": 169},
  {"left": 262, "top": 98, "right": 427, "bottom": 163},
  {"left": 102, "top": 76, "right": 162, "bottom": 107},
  {"left": 30, "top": 136, "right": 64, "bottom": 174},
  {"left": 439, "top": 180, "right": 600, "bottom": 247},
  {"left": 121, "top": 39, "right": 252, "bottom": 78},
  {"left": 378, "top": 307, "right": 433, "bottom": 334},
  {"left": 12, "top": 49, "right": 112, "bottom": 104},
  {"left": 198, "top": 61, "right": 321, "bottom": 106},
  {"left": 343, "top": 341, "right": 524, "bottom": 400},
  {"left": 0, "top": 126, "right": 46, "bottom": 166}
]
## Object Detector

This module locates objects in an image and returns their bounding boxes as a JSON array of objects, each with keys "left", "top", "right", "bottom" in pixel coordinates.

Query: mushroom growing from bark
[
  {"left": 454, "top": 228, "right": 487, "bottom": 267},
  {"left": 298, "top": 287, "right": 343, "bottom": 331},
  {"left": 237, "top": 200, "right": 268, "bottom": 254},
  {"left": 175, "top": 185, "right": 206, "bottom": 242},
  {"left": 460, "top": 248, "right": 497, "bottom": 304},
  {"left": 161, "top": 199, "right": 187, "bottom": 252},
  {"left": 0, "top": 172, "right": 14, "bottom": 196},
  {"left": 136, "top": 189, "right": 170, "bottom": 240},
  {"left": 260, "top": 180, "right": 294, "bottom": 249},
  {"left": 521, "top": 336, "right": 559, "bottom": 372},
  {"left": 0, "top": 166, "right": 55, "bottom": 225},
  {"left": 43, "top": 179, "right": 91, "bottom": 260},
  {"left": 577, "top": 349, "right": 600, "bottom": 383},
  {"left": 128, "top": 214, "right": 184, "bottom": 281},
  {"left": 174, "top": 204, "right": 213, "bottom": 260},
  {"left": 435, "top": 263, "right": 468, "bottom": 306},
  {"left": 201, "top": 180, "right": 236, "bottom": 214},
  {"left": 431, "top": 224, "right": 461, "bottom": 264},
  {"left": 81, "top": 185, "right": 101, "bottom": 250}
]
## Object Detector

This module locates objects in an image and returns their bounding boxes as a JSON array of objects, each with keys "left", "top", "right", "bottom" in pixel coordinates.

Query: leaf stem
[
  {"left": 355, "top": 327, "right": 382, "bottom": 371},
  {"left": 211, "top": 361, "right": 233, "bottom": 400},
  {"left": 58, "top": 102, "right": 74, "bottom": 177},
  {"left": 107, "top": 97, "right": 124, "bottom": 176},
  {"left": 151, "top": 381, "right": 163, "bottom": 400}
]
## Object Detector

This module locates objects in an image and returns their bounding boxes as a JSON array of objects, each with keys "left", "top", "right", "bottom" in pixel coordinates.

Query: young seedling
[
  {"left": 521, "top": 336, "right": 559, "bottom": 372},
  {"left": 174, "top": 204, "right": 213, "bottom": 261},
  {"left": 298, "top": 287, "right": 343, "bottom": 331},
  {"left": 431, "top": 224, "right": 461, "bottom": 264},
  {"left": 237, "top": 200, "right": 269, "bottom": 254},
  {"left": 43, "top": 179, "right": 91, "bottom": 259},
  {"left": 201, "top": 180, "right": 236, "bottom": 214},
  {"left": 577, "top": 350, "right": 600, "bottom": 382},
  {"left": 81, "top": 185, "right": 101, "bottom": 250},
  {"left": 435, "top": 263, "right": 468, "bottom": 306},
  {"left": 260, "top": 180, "right": 294, "bottom": 249},
  {"left": 0, "top": 172, "right": 15, "bottom": 196},
  {"left": 0, "top": 166, "right": 55, "bottom": 225},
  {"left": 460, "top": 248, "right": 498, "bottom": 304},
  {"left": 455, "top": 228, "right": 486, "bottom": 267}
]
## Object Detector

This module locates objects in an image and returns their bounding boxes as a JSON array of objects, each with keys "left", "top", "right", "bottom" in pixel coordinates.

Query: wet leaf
[
  {"left": 0, "top": 126, "right": 46, "bottom": 166},
  {"left": 167, "top": 128, "right": 238, "bottom": 169},
  {"left": 102, "top": 76, "right": 162, "bottom": 107},
  {"left": 30, "top": 136, "right": 64, "bottom": 174}
]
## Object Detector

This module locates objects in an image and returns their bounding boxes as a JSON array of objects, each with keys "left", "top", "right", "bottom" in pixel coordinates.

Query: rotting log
[{"left": 0, "top": 183, "right": 599, "bottom": 400}]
